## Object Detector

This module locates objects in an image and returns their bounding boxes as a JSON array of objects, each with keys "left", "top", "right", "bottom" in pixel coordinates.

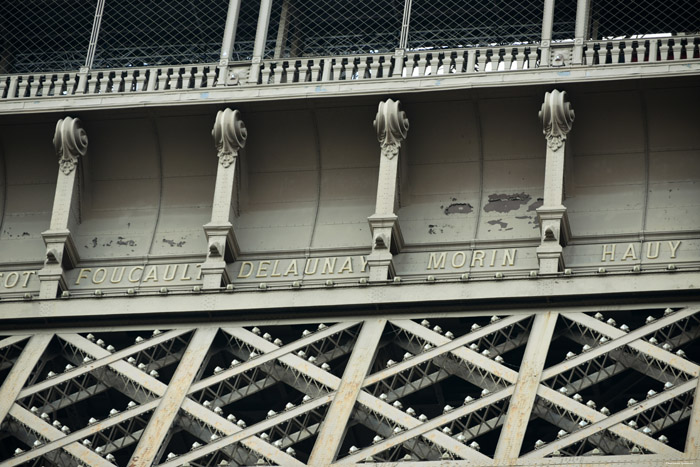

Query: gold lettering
[
  {"left": 4, "top": 272, "right": 19, "bottom": 288},
  {"left": 471, "top": 250, "right": 485, "bottom": 267},
  {"left": 338, "top": 257, "right": 353, "bottom": 274},
  {"left": 322, "top": 258, "right": 337, "bottom": 275},
  {"left": 21, "top": 271, "right": 35, "bottom": 288},
  {"left": 601, "top": 244, "right": 616, "bottom": 262},
  {"left": 502, "top": 249, "right": 517, "bottom": 267},
  {"left": 361, "top": 256, "right": 368, "bottom": 273},
  {"left": 270, "top": 260, "right": 282, "bottom": 277},
  {"left": 621, "top": 244, "right": 638, "bottom": 261},
  {"left": 256, "top": 261, "right": 271, "bottom": 278},
  {"left": 238, "top": 262, "right": 254, "bottom": 279},
  {"left": 489, "top": 250, "right": 497, "bottom": 267},
  {"left": 128, "top": 266, "right": 144, "bottom": 283},
  {"left": 163, "top": 265, "right": 178, "bottom": 281},
  {"left": 305, "top": 258, "right": 319, "bottom": 275},
  {"left": 451, "top": 252, "right": 467, "bottom": 268},
  {"left": 180, "top": 264, "right": 192, "bottom": 281},
  {"left": 143, "top": 266, "right": 158, "bottom": 282},
  {"left": 668, "top": 240, "right": 681, "bottom": 258},
  {"left": 92, "top": 268, "right": 107, "bottom": 284},
  {"left": 428, "top": 252, "right": 447, "bottom": 270},
  {"left": 284, "top": 260, "right": 299, "bottom": 276},
  {"left": 75, "top": 268, "right": 91, "bottom": 285},
  {"left": 110, "top": 267, "right": 125, "bottom": 283},
  {"left": 195, "top": 264, "right": 202, "bottom": 280},
  {"left": 646, "top": 242, "right": 660, "bottom": 259}
]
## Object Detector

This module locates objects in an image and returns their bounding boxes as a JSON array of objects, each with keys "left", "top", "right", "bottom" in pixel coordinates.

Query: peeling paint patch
[
  {"left": 92, "top": 237, "right": 98, "bottom": 248},
  {"left": 484, "top": 193, "right": 531, "bottom": 213},
  {"left": 22, "top": 232, "right": 29, "bottom": 236},
  {"left": 488, "top": 219, "right": 509, "bottom": 229},
  {"left": 116, "top": 236, "right": 137, "bottom": 247},
  {"left": 162, "top": 238, "right": 187, "bottom": 247},
  {"left": 444, "top": 203, "right": 473, "bottom": 215},
  {"left": 528, "top": 198, "right": 544, "bottom": 212}
]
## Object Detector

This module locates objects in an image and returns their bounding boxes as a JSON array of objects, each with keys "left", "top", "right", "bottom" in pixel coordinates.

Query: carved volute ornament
[
  {"left": 374, "top": 99, "right": 409, "bottom": 159},
  {"left": 539, "top": 90, "right": 575, "bottom": 150},
  {"left": 53, "top": 117, "right": 88, "bottom": 175},
  {"left": 212, "top": 108, "right": 247, "bottom": 168}
]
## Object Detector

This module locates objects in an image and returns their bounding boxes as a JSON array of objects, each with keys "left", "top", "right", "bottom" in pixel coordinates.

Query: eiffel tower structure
[{"left": 0, "top": 1, "right": 699, "bottom": 465}]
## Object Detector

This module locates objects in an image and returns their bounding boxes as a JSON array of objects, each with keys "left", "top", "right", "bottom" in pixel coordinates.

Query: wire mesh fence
[
  {"left": 92, "top": 0, "right": 229, "bottom": 68},
  {"left": 406, "top": 0, "right": 544, "bottom": 50},
  {"left": 231, "top": 0, "right": 262, "bottom": 61},
  {"left": 264, "top": 0, "right": 403, "bottom": 58},
  {"left": 0, "top": 0, "right": 97, "bottom": 74},
  {"left": 588, "top": 0, "right": 700, "bottom": 39},
  {"left": 552, "top": 0, "right": 578, "bottom": 41}
]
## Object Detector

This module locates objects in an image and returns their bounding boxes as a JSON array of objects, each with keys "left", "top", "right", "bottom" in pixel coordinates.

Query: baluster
[
  {"left": 45, "top": 75, "right": 57, "bottom": 96},
  {"left": 356, "top": 57, "right": 368, "bottom": 79},
  {"left": 679, "top": 38, "right": 689, "bottom": 60},
  {"left": 636, "top": 41, "right": 647, "bottom": 63},
  {"left": 367, "top": 57, "right": 378, "bottom": 79},
  {"left": 29, "top": 75, "right": 41, "bottom": 97},
  {"left": 65, "top": 73, "right": 78, "bottom": 95},
  {"left": 387, "top": 55, "right": 400, "bottom": 78},
  {"left": 194, "top": 67, "right": 205, "bottom": 88},
  {"left": 437, "top": 53, "right": 448, "bottom": 74},
  {"left": 135, "top": 70, "right": 147, "bottom": 91},
  {"left": 0, "top": 77, "right": 7, "bottom": 98},
  {"left": 646, "top": 40, "right": 658, "bottom": 62},
  {"left": 293, "top": 60, "right": 302, "bottom": 82},
  {"left": 332, "top": 59, "right": 343, "bottom": 80},
  {"left": 186, "top": 67, "right": 196, "bottom": 88},
  {"left": 622, "top": 42, "right": 633, "bottom": 64},
  {"left": 453, "top": 51, "right": 464, "bottom": 73},
  {"left": 583, "top": 43, "right": 595, "bottom": 65},
  {"left": 7, "top": 76, "right": 19, "bottom": 98},
  {"left": 85, "top": 73, "right": 96, "bottom": 94},
  {"left": 668, "top": 38, "right": 679, "bottom": 61},
  {"left": 156, "top": 68, "right": 168, "bottom": 90},
  {"left": 466, "top": 49, "right": 477, "bottom": 72},
  {"left": 146, "top": 69, "right": 157, "bottom": 91},
  {"left": 260, "top": 62, "right": 272, "bottom": 84},
  {"left": 415, "top": 53, "right": 428, "bottom": 76},
  {"left": 321, "top": 59, "right": 332, "bottom": 81},
  {"left": 310, "top": 59, "right": 321, "bottom": 81},
  {"left": 658, "top": 39, "right": 669, "bottom": 62}
]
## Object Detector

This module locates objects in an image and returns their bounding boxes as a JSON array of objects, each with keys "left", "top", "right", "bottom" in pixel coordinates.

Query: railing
[
  {"left": 0, "top": 36, "right": 698, "bottom": 100},
  {"left": 0, "top": 66, "right": 218, "bottom": 99}
]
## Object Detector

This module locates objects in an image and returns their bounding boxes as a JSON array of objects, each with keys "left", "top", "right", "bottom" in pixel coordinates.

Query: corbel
[
  {"left": 537, "top": 90, "right": 575, "bottom": 274},
  {"left": 367, "top": 99, "right": 409, "bottom": 282},
  {"left": 201, "top": 108, "right": 247, "bottom": 289},
  {"left": 38, "top": 117, "right": 88, "bottom": 298}
]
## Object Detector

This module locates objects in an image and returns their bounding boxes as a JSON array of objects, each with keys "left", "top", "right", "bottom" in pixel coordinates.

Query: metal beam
[
  {"left": 308, "top": 319, "right": 386, "bottom": 465},
  {"left": 340, "top": 386, "right": 513, "bottom": 464},
  {"left": 530, "top": 383, "right": 691, "bottom": 458},
  {"left": 0, "top": 334, "right": 52, "bottom": 425},
  {"left": 495, "top": 311, "right": 558, "bottom": 462},
  {"left": 8, "top": 404, "right": 113, "bottom": 467},
  {"left": 564, "top": 309, "right": 700, "bottom": 377},
  {"left": 686, "top": 377, "right": 700, "bottom": 458},
  {"left": 128, "top": 327, "right": 217, "bottom": 466}
]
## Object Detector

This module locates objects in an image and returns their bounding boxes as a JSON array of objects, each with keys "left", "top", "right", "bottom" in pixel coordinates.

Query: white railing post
[
  {"left": 540, "top": 0, "right": 555, "bottom": 66},
  {"left": 248, "top": 0, "right": 273, "bottom": 84},
  {"left": 572, "top": 0, "right": 591, "bottom": 64},
  {"left": 218, "top": 0, "right": 243, "bottom": 86}
]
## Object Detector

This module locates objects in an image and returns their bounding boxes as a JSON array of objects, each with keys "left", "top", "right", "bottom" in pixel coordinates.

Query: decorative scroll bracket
[
  {"left": 212, "top": 108, "right": 247, "bottom": 168},
  {"left": 537, "top": 90, "right": 575, "bottom": 274},
  {"left": 368, "top": 99, "right": 409, "bottom": 282},
  {"left": 54, "top": 116, "right": 88, "bottom": 175}
]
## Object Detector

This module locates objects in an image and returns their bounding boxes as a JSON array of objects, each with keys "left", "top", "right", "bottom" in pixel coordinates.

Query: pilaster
[
  {"left": 38, "top": 117, "right": 88, "bottom": 298},
  {"left": 201, "top": 108, "right": 247, "bottom": 289},
  {"left": 367, "top": 99, "right": 409, "bottom": 282},
  {"left": 537, "top": 90, "right": 575, "bottom": 274}
]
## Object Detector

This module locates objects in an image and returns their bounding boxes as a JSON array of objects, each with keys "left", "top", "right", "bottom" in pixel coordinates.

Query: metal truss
[{"left": 0, "top": 306, "right": 699, "bottom": 465}]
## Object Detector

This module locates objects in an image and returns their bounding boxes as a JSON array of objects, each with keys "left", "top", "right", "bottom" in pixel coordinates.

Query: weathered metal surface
[
  {"left": 0, "top": 334, "right": 51, "bottom": 424},
  {"left": 494, "top": 311, "right": 558, "bottom": 461},
  {"left": 127, "top": 327, "right": 217, "bottom": 466},
  {"left": 308, "top": 319, "right": 386, "bottom": 464}
]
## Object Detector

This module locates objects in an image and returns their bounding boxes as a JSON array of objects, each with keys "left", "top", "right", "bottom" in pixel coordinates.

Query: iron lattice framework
[{"left": 0, "top": 306, "right": 698, "bottom": 465}]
